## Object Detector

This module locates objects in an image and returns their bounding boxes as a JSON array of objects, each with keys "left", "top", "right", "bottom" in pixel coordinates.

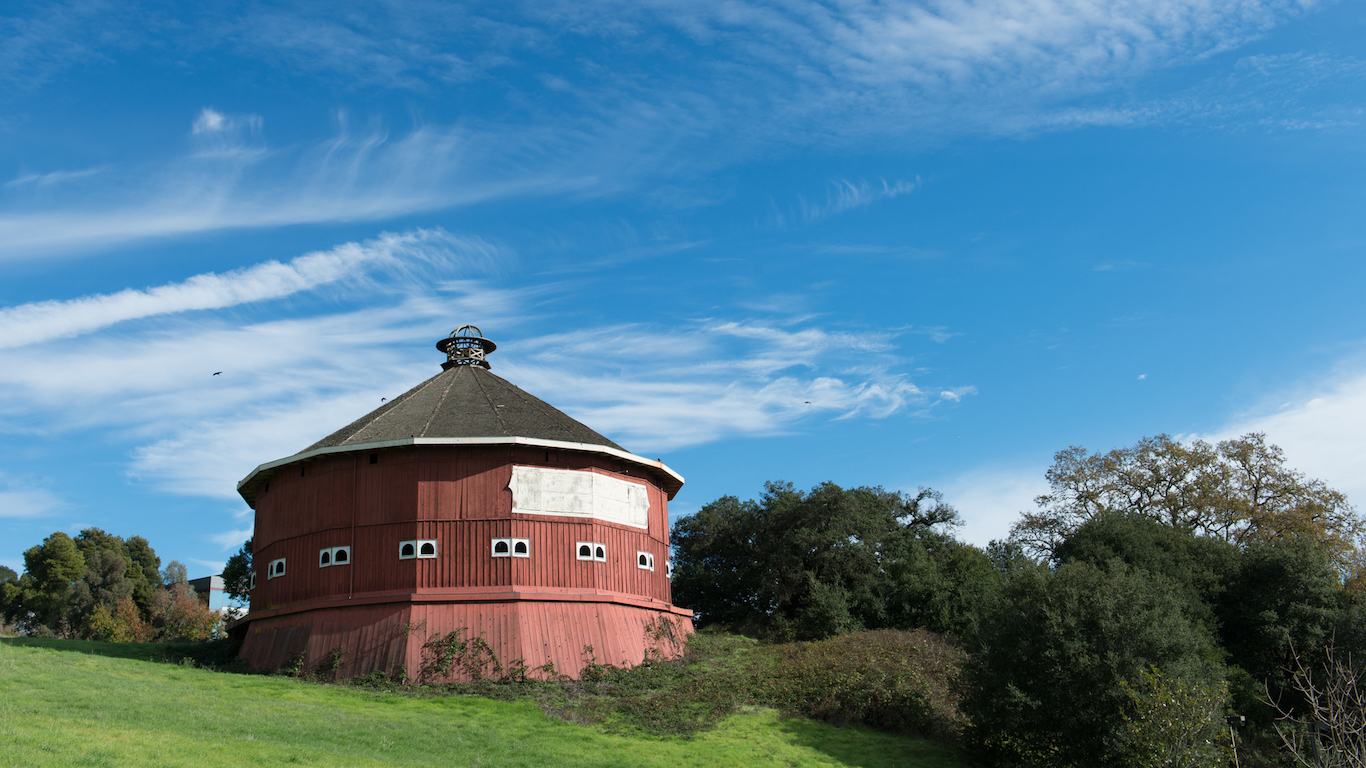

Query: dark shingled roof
[{"left": 302, "top": 364, "right": 624, "bottom": 453}]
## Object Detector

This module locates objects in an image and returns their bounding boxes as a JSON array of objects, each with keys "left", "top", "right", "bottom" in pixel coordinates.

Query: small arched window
[
  {"left": 577, "top": 543, "right": 593, "bottom": 560},
  {"left": 334, "top": 547, "right": 348, "bottom": 564},
  {"left": 249, "top": 572, "right": 256, "bottom": 590},
  {"left": 492, "top": 539, "right": 511, "bottom": 556},
  {"left": 637, "top": 552, "right": 655, "bottom": 571},
  {"left": 418, "top": 541, "right": 437, "bottom": 558},
  {"left": 319, "top": 549, "right": 331, "bottom": 566},
  {"left": 513, "top": 540, "right": 529, "bottom": 557},
  {"left": 268, "top": 558, "right": 287, "bottom": 578},
  {"left": 399, "top": 541, "right": 416, "bottom": 559},
  {"left": 594, "top": 545, "right": 606, "bottom": 561}
]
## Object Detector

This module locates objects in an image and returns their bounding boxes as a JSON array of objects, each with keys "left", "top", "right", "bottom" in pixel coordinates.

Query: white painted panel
[{"left": 510, "top": 465, "right": 649, "bottom": 528}]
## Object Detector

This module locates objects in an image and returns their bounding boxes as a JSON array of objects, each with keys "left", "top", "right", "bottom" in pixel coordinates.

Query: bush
[
  {"left": 86, "top": 597, "right": 154, "bottom": 643},
  {"left": 754, "top": 629, "right": 967, "bottom": 740},
  {"left": 152, "top": 584, "right": 223, "bottom": 642},
  {"left": 962, "top": 560, "right": 1224, "bottom": 768}
]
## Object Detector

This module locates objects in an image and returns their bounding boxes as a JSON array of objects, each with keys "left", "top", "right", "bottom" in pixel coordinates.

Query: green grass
[{"left": 0, "top": 638, "right": 967, "bottom": 767}]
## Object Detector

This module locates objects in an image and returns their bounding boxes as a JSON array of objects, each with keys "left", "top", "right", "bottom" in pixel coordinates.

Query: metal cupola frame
[{"left": 437, "top": 325, "right": 497, "bottom": 370}]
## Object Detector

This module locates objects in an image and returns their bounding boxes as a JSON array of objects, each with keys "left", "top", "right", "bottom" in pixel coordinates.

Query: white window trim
[
  {"left": 320, "top": 545, "right": 351, "bottom": 567},
  {"left": 512, "top": 538, "right": 530, "bottom": 558},
  {"left": 399, "top": 540, "right": 417, "bottom": 560},
  {"left": 491, "top": 538, "right": 511, "bottom": 557},
  {"left": 636, "top": 551, "right": 654, "bottom": 571},
  {"left": 576, "top": 541, "right": 595, "bottom": 561},
  {"left": 249, "top": 571, "right": 256, "bottom": 590},
  {"left": 416, "top": 539, "right": 438, "bottom": 559},
  {"left": 268, "top": 558, "right": 287, "bottom": 579}
]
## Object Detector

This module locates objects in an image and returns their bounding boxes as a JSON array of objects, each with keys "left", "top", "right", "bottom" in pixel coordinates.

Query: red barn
[{"left": 234, "top": 326, "right": 693, "bottom": 679}]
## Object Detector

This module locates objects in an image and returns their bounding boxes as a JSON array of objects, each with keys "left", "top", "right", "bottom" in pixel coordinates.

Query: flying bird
[
  {"left": 381, "top": 397, "right": 387, "bottom": 402},
  {"left": 213, "top": 372, "right": 222, "bottom": 376}
]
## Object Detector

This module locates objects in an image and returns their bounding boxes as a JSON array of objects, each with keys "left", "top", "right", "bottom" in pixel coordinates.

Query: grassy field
[{"left": 0, "top": 638, "right": 967, "bottom": 767}]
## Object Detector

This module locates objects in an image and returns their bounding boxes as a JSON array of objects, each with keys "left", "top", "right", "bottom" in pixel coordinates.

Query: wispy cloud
[
  {"left": 0, "top": 236, "right": 966, "bottom": 498},
  {"left": 503, "top": 320, "right": 969, "bottom": 452},
  {"left": 0, "top": 114, "right": 592, "bottom": 259},
  {"left": 6, "top": 166, "right": 107, "bottom": 188},
  {"left": 800, "top": 179, "right": 919, "bottom": 223},
  {"left": 207, "top": 528, "right": 253, "bottom": 551},
  {"left": 0, "top": 230, "right": 501, "bottom": 349},
  {"left": 0, "top": 474, "right": 66, "bottom": 519}
]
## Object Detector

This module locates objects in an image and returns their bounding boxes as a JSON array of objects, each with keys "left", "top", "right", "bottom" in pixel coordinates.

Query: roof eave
[{"left": 236, "top": 436, "right": 685, "bottom": 508}]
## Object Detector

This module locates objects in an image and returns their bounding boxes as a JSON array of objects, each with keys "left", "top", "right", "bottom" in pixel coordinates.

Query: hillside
[{"left": 0, "top": 638, "right": 965, "bottom": 767}]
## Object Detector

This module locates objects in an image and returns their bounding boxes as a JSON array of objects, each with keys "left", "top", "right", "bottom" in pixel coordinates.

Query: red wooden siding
[
  {"left": 241, "top": 442, "right": 688, "bottom": 679},
  {"left": 241, "top": 601, "right": 694, "bottom": 680}
]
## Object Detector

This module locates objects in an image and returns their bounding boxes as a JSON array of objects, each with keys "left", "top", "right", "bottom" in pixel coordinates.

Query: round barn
[{"left": 234, "top": 326, "right": 693, "bottom": 679}]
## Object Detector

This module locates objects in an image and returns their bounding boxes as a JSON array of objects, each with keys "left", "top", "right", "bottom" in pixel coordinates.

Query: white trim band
[{"left": 237, "top": 435, "right": 684, "bottom": 506}]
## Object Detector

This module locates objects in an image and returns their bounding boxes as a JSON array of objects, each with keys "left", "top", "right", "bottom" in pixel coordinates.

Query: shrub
[
  {"left": 152, "top": 584, "right": 223, "bottom": 642},
  {"left": 753, "top": 628, "right": 967, "bottom": 740},
  {"left": 1120, "top": 666, "right": 1232, "bottom": 768},
  {"left": 86, "top": 597, "right": 154, "bottom": 642},
  {"left": 962, "top": 560, "right": 1224, "bottom": 768}
]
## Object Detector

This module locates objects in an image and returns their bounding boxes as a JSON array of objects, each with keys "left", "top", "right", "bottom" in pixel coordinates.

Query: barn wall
[
  {"left": 238, "top": 600, "right": 694, "bottom": 680},
  {"left": 243, "top": 442, "right": 688, "bottom": 679},
  {"left": 249, "top": 445, "right": 676, "bottom": 615}
]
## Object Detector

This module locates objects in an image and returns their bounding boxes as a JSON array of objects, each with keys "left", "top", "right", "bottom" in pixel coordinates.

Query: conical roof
[
  {"left": 305, "top": 364, "right": 623, "bottom": 451},
  {"left": 237, "top": 326, "right": 683, "bottom": 507}
]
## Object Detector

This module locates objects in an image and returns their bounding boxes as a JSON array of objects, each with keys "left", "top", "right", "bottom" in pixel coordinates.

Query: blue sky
[{"left": 3, "top": 0, "right": 1366, "bottom": 579}]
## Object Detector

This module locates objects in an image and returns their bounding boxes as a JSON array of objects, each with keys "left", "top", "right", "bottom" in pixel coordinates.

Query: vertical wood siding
[
  {"left": 239, "top": 601, "right": 694, "bottom": 680},
  {"left": 245, "top": 443, "right": 687, "bottom": 676}
]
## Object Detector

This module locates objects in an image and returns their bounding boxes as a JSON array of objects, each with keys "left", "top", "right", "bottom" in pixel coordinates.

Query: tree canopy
[
  {"left": 1012, "top": 433, "right": 1363, "bottom": 575},
  {"left": 670, "top": 480, "right": 995, "bottom": 639},
  {"left": 1, "top": 529, "right": 221, "bottom": 642}
]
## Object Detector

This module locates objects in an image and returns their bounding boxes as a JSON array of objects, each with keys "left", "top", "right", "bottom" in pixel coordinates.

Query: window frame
[
  {"left": 636, "top": 551, "right": 654, "bottom": 571},
  {"left": 512, "top": 538, "right": 530, "bottom": 558},
  {"left": 577, "top": 542, "right": 607, "bottom": 562},
  {"left": 320, "top": 545, "right": 352, "bottom": 567},
  {"left": 268, "top": 558, "right": 287, "bottom": 579},
  {"left": 491, "top": 538, "right": 511, "bottom": 557},
  {"left": 417, "top": 539, "right": 438, "bottom": 559}
]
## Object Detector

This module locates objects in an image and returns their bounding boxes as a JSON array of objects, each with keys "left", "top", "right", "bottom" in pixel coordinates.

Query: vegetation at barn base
[{"left": 0, "top": 637, "right": 965, "bottom": 768}]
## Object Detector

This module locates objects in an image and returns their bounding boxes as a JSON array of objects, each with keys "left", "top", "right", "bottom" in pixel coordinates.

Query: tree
[
  {"left": 152, "top": 583, "right": 222, "bottom": 642},
  {"left": 1218, "top": 538, "right": 1345, "bottom": 707},
  {"left": 1055, "top": 512, "right": 1239, "bottom": 633},
  {"left": 19, "top": 532, "right": 86, "bottom": 629},
  {"left": 962, "top": 560, "right": 1225, "bottom": 768},
  {"left": 124, "top": 535, "right": 162, "bottom": 614},
  {"left": 69, "top": 548, "right": 135, "bottom": 617},
  {"left": 671, "top": 481, "right": 969, "bottom": 639},
  {"left": 222, "top": 538, "right": 252, "bottom": 606},
  {"left": 1265, "top": 638, "right": 1366, "bottom": 768},
  {"left": 162, "top": 560, "right": 188, "bottom": 586},
  {"left": 0, "top": 565, "right": 17, "bottom": 584},
  {"left": 1013, "top": 433, "right": 1363, "bottom": 574}
]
